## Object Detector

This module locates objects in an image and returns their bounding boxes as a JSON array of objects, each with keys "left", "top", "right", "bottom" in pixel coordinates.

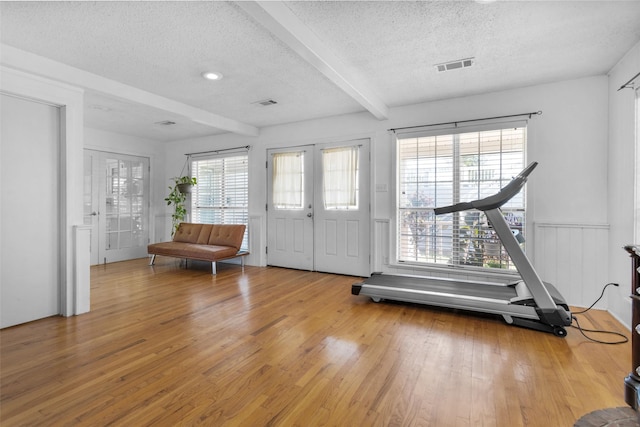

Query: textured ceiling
[{"left": 1, "top": 1, "right": 640, "bottom": 141}]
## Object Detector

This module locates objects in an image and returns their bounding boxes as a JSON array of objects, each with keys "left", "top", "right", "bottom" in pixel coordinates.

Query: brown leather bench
[{"left": 148, "top": 223, "right": 247, "bottom": 274}]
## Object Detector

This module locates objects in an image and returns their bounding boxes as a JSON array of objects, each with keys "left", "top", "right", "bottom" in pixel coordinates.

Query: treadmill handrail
[
  {"left": 432, "top": 201, "right": 474, "bottom": 215},
  {"left": 434, "top": 161, "right": 538, "bottom": 215}
]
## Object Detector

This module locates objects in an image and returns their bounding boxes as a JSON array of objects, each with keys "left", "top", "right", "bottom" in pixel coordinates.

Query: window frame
[{"left": 392, "top": 119, "right": 528, "bottom": 274}]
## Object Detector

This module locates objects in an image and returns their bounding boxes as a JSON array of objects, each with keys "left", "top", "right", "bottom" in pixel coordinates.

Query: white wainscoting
[
  {"left": 73, "top": 225, "right": 92, "bottom": 315},
  {"left": 153, "top": 213, "right": 170, "bottom": 244},
  {"left": 533, "top": 222, "right": 609, "bottom": 308},
  {"left": 249, "top": 215, "right": 263, "bottom": 266},
  {"left": 373, "top": 219, "right": 391, "bottom": 272}
]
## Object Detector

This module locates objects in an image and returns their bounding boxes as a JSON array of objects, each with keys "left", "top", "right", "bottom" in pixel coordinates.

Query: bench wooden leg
[
  {"left": 149, "top": 254, "right": 156, "bottom": 266},
  {"left": 211, "top": 261, "right": 217, "bottom": 275}
]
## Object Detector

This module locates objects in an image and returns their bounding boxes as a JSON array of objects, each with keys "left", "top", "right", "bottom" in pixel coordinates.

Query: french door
[
  {"left": 84, "top": 150, "right": 150, "bottom": 265},
  {"left": 266, "top": 139, "right": 370, "bottom": 276}
]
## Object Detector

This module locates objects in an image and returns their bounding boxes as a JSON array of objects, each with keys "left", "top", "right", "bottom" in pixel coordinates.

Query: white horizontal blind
[
  {"left": 397, "top": 124, "right": 526, "bottom": 271},
  {"left": 191, "top": 153, "right": 249, "bottom": 250}
]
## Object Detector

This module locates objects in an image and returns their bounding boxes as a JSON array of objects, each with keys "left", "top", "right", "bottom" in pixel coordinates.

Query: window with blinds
[
  {"left": 191, "top": 153, "right": 249, "bottom": 250},
  {"left": 396, "top": 124, "right": 526, "bottom": 270}
]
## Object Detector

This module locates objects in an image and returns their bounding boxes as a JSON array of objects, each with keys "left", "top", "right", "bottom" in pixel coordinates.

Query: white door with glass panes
[
  {"left": 84, "top": 150, "right": 150, "bottom": 265},
  {"left": 267, "top": 146, "right": 315, "bottom": 270},
  {"left": 267, "top": 140, "right": 370, "bottom": 276},
  {"left": 314, "top": 141, "right": 370, "bottom": 276}
]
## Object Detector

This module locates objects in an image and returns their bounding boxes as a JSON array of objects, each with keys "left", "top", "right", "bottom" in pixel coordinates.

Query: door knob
[
  {"left": 91, "top": 211, "right": 98, "bottom": 216},
  {"left": 307, "top": 213, "right": 313, "bottom": 218}
]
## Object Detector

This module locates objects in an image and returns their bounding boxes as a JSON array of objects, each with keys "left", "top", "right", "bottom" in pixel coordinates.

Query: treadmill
[{"left": 352, "top": 161, "right": 572, "bottom": 337}]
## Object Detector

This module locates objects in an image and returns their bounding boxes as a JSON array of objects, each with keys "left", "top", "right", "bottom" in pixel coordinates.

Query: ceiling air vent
[
  {"left": 155, "top": 120, "right": 176, "bottom": 126},
  {"left": 435, "top": 57, "right": 475, "bottom": 73},
  {"left": 252, "top": 99, "right": 278, "bottom": 106}
]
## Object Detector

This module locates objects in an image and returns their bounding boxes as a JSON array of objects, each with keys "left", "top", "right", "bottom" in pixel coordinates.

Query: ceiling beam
[
  {"left": 0, "top": 45, "right": 260, "bottom": 137},
  {"left": 237, "top": 1, "right": 389, "bottom": 121}
]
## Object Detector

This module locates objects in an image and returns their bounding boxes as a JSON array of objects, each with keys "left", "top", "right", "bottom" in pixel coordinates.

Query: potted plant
[
  {"left": 165, "top": 176, "right": 197, "bottom": 236},
  {"left": 175, "top": 175, "right": 197, "bottom": 194}
]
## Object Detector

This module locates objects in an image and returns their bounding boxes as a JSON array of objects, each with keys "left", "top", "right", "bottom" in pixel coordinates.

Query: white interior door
[
  {"left": 1, "top": 94, "right": 60, "bottom": 328},
  {"left": 84, "top": 150, "right": 150, "bottom": 265},
  {"left": 267, "top": 146, "right": 314, "bottom": 270},
  {"left": 314, "top": 140, "right": 370, "bottom": 276},
  {"left": 266, "top": 139, "right": 370, "bottom": 276}
]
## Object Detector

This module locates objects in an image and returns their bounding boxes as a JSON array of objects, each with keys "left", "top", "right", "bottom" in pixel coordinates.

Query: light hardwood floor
[{"left": 0, "top": 258, "right": 633, "bottom": 426}]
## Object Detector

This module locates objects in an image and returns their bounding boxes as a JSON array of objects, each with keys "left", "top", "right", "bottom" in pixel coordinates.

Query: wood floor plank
[{"left": 0, "top": 258, "right": 633, "bottom": 426}]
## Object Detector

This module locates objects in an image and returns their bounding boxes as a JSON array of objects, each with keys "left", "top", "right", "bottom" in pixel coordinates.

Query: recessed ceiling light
[{"left": 201, "top": 71, "right": 223, "bottom": 81}]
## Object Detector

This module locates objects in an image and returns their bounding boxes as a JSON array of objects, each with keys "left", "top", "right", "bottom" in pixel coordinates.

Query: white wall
[
  {"left": 606, "top": 40, "right": 640, "bottom": 329},
  {"left": 84, "top": 127, "right": 166, "bottom": 243},
  {"left": 391, "top": 78, "right": 609, "bottom": 224},
  {"left": 164, "top": 75, "right": 610, "bottom": 308}
]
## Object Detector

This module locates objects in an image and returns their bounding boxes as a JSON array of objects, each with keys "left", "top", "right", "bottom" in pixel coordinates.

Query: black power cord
[{"left": 570, "top": 282, "right": 629, "bottom": 344}]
